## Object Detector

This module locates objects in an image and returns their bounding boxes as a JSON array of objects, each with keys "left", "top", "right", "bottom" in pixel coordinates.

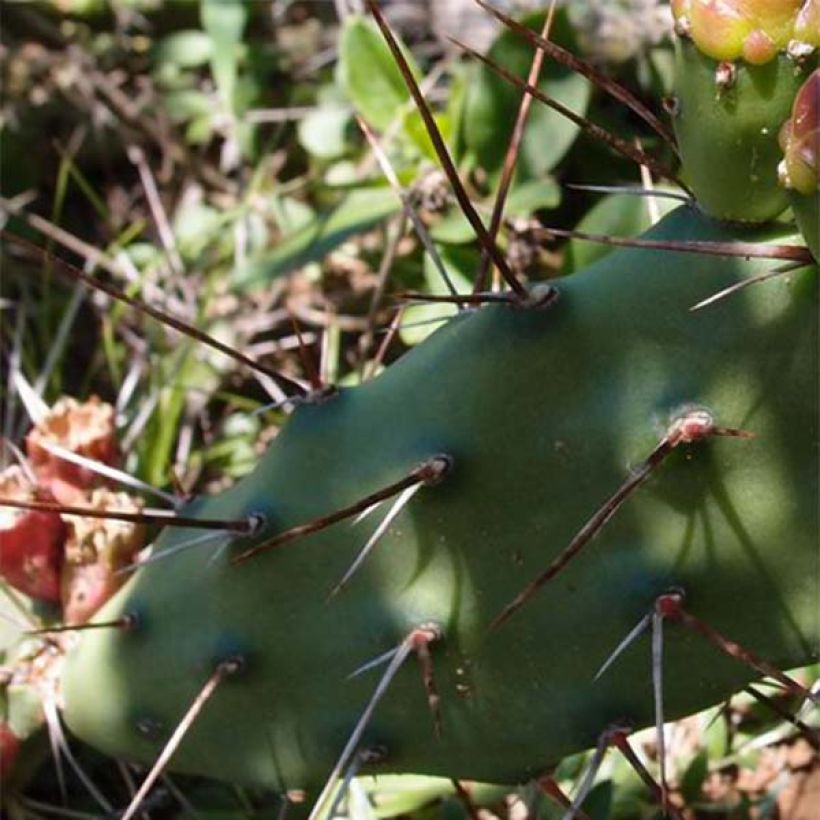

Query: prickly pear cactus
[
  {"left": 671, "top": 0, "right": 818, "bottom": 222},
  {"left": 61, "top": 200, "right": 819, "bottom": 792},
  {"left": 3, "top": 1, "right": 819, "bottom": 815}
]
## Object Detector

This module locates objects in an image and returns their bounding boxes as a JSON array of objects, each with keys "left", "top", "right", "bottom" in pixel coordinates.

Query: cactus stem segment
[
  {"left": 493, "top": 410, "right": 751, "bottom": 629},
  {"left": 654, "top": 593, "right": 816, "bottom": 703},
  {"left": 309, "top": 624, "right": 441, "bottom": 820},
  {"left": 743, "top": 686, "right": 820, "bottom": 745},
  {"left": 26, "top": 613, "right": 138, "bottom": 636},
  {"left": 232, "top": 455, "right": 452, "bottom": 565},
  {"left": 0, "top": 230, "right": 307, "bottom": 399},
  {"left": 0, "top": 497, "right": 257, "bottom": 533},
  {"left": 472, "top": 0, "right": 679, "bottom": 152},
  {"left": 539, "top": 227, "right": 814, "bottom": 264},
  {"left": 364, "top": 0, "right": 527, "bottom": 301},
  {"left": 452, "top": 39, "right": 690, "bottom": 196},
  {"left": 121, "top": 657, "right": 243, "bottom": 820},
  {"left": 537, "top": 776, "right": 591, "bottom": 820},
  {"left": 474, "top": 1, "right": 558, "bottom": 294}
]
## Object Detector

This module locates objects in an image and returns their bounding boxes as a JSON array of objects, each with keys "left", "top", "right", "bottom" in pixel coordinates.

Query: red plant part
[
  {"left": 779, "top": 69, "right": 819, "bottom": 195},
  {"left": 26, "top": 396, "right": 119, "bottom": 503},
  {"left": 0, "top": 466, "right": 65, "bottom": 603},
  {"left": 0, "top": 722, "right": 20, "bottom": 782},
  {"left": 61, "top": 489, "right": 146, "bottom": 624}
]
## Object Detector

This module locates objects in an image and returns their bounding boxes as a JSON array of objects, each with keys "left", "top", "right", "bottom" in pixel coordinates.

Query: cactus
[
  {"left": 670, "top": 0, "right": 817, "bottom": 222},
  {"left": 60, "top": 201, "right": 819, "bottom": 797},
  {"left": 2, "top": 1, "right": 818, "bottom": 816}
]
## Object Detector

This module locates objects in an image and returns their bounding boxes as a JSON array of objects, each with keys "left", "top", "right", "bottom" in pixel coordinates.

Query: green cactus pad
[
  {"left": 673, "top": 37, "right": 812, "bottom": 223},
  {"left": 61, "top": 207, "right": 818, "bottom": 794}
]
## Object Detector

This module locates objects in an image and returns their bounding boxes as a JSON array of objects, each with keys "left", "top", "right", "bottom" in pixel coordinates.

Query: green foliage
[{"left": 462, "top": 11, "right": 591, "bottom": 181}]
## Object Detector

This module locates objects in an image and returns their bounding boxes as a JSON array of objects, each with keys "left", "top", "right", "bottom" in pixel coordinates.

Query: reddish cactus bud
[
  {"left": 0, "top": 466, "right": 65, "bottom": 603},
  {"left": 780, "top": 69, "right": 820, "bottom": 195}
]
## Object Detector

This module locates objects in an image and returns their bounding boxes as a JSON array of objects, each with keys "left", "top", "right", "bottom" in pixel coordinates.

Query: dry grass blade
[
  {"left": 451, "top": 40, "right": 689, "bottom": 194},
  {"left": 363, "top": 0, "right": 527, "bottom": 300},
  {"left": 474, "top": 0, "right": 557, "bottom": 293},
  {"left": 472, "top": 0, "right": 678, "bottom": 151},
  {"left": 1, "top": 228, "right": 306, "bottom": 397},
  {"left": 33, "top": 439, "right": 179, "bottom": 506},
  {"left": 744, "top": 686, "right": 820, "bottom": 744},
  {"left": 356, "top": 116, "right": 462, "bottom": 303}
]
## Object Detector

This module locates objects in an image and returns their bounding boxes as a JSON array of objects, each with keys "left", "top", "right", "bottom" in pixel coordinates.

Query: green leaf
[
  {"left": 298, "top": 106, "right": 353, "bottom": 159},
  {"left": 201, "top": 0, "right": 247, "bottom": 110},
  {"left": 233, "top": 187, "right": 400, "bottom": 287},
  {"left": 163, "top": 89, "right": 214, "bottom": 122},
  {"left": 338, "top": 16, "right": 419, "bottom": 131},
  {"left": 400, "top": 244, "right": 474, "bottom": 347},
  {"left": 155, "top": 30, "right": 213, "bottom": 68},
  {"left": 506, "top": 177, "right": 562, "bottom": 214},
  {"left": 462, "top": 10, "right": 591, "bottom": 180},
  {"left": 680, "top": 750, "right": 709, "bottom": 805},
  {"left": 430, "top": 178, "right": 560, "bottom": 245},
  {"left": 562, "top": 191, "right": 681, "bottom": 273}
]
